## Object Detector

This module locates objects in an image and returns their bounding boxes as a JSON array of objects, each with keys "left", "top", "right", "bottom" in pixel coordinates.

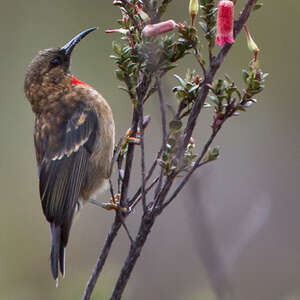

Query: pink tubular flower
[
  {"left": 142, "top": 20, "right": 176, "bottom": 37},
  {"left": 216, "top": 0, "right": 235, "bottom": 47}
]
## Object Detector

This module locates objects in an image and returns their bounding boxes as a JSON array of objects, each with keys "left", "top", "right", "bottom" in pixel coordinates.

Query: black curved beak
[{"left": 60, "top": 27, "right": 97, "bottom": 56}]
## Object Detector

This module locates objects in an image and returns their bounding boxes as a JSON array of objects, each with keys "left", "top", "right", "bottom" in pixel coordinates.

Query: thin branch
[
  {"left": 137, "top": 86, "right": 147, "bottom": 212},
  {"left": 82, "top": 216, "right": 122, "bottom": 300},
  {"left": 153, "top": 76, "right": 168, "bottom": 201},
  {"left": 118, "top": 212, "right": 134, "bottom": 244},
  {"left": 119, "top": 108, "right": 139, "bottom": 209},
  {"left": 109, "top": 213, "right": 156, "bottom": 300},
  {"left": 130, "top": 176, "right": 160, "bottom": 211},
  {"left": 128, "top": 148, "right": 162, "bottom": 206},
  {"left": 110, "top": 137, "right": 124, "bottom": 176}
]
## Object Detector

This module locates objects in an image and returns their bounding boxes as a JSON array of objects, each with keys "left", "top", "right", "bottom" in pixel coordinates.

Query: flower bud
[
  {"left": 243, "top": 25, "right": 259, "bottom": 53},
  {"left": 105, "top": 28, "right": 130, "bottom": 35},
  {"left": 216, "top": 0, "right": 235, "bottom": 47},
  {"left": 189, "top": 0, "right": 199, "bottom": 26},
  {"left": 142, "top": 20, "right": 176, "bottom": 37}
]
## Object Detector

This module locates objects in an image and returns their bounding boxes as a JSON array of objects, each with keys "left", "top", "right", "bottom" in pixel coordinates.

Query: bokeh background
[{"left": 0, "top": 1, "right": 299, "bottom": 299}]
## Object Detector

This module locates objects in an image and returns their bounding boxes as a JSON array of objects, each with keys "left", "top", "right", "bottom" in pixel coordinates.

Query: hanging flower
[
  {"left": 142, "top": 20, "right": 176, "bottom": 37},
  {"left": 216, "top": 0, "right": 235, "bottom": 47}
]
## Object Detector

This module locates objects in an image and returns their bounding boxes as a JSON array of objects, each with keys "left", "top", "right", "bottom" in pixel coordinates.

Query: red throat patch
[{"left": 71, "top": 76, "right": 88, "bottom": 86}]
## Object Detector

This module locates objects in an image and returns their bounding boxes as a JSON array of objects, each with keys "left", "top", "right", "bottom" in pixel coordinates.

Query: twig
[
  {"left": 137, "top": 84, "right": 147, "bottom": 212},
  {"left": 128, "top": 149, "right": 162, "bottom": 206},
  {"left": 118, "top": 212, "right": 134, "bottom": 244},
  {"left": 153, "top": 76, "right": 168, "bottom": 201},
  {"left": 130, "top": 176, "right": 160, "bottom": 210},
  {"left": 119, "top": 108, "right": 139, "bottom": 209},
  {"left": 109, "top": 213, "right": 157, "bottom": 300},
  {"left": 110, "top": 137, "right": 124, "bottom": 176}
]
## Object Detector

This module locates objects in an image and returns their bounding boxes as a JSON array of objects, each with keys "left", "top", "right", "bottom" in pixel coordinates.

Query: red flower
[{"left": 216, "top": 0, "right": 235, "bottom": 47}]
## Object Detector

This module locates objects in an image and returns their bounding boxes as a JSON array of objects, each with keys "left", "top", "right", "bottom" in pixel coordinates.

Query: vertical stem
[
  {"left": 154, "top": 76, "right": 168, "bottom": 199},
  {"left": 82, "top": 217, "right": 122, "bottom": 300},
  {"left": 110, "top": 214, "right": 156, "bottom": 300},
  {"left": 120, "top": 108, "right": 139, "bottom": 208},
  {"left": 137, "top": 90, "right": 147, "bottom": 212}
]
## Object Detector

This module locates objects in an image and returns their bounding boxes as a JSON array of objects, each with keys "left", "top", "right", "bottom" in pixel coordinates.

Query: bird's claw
[{"left": 100, "top": 194, "right": 130, "bottom": 214}]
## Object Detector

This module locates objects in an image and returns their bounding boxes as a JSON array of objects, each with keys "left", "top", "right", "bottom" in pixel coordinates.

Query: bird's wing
[{"left": 35, "top": 107, "right": 99, "bottom": 246}]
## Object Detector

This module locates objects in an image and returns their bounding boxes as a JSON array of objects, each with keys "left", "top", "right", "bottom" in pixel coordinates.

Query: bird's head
[{"left": 24, "top": 28, "right": 97, "bottom": 110}]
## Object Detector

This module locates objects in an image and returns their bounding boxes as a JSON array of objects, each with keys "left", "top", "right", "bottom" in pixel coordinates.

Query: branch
[
  {"left": 82, "top": 216, "right": 122, "bottom": 300},
  {"left": 119, "top": 108, "right": 139, "bottom": 209},
  {"left": 137, "top": 83, "right": 147, "bottom": 212},
  {"left": 153, "top": 76, "right": 168, "bottom": 200},
  {"left": 110, "top": 213, "right": 156, "bottom": 300}
]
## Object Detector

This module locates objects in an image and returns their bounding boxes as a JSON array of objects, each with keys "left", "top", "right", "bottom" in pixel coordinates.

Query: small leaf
[
  {"left": 174, "top": 74, "right": 187, "bottom": 87},
  {"left": 112, "top": 41, "right": 122, "bottom": 56},
  {"left": 188, "top": 85, "right": 199, "bottom": 93},
  {"left": 169, "top": 120, "right": 183, "bottom": 131},
  {"left": 115, "top": 69, "right": 125, "bottom": 81},
  {"left": 242, "top": 69, "right": 249, "bottom": 83},
  {"left": 167, "top": 138, "right": 177, "bottom": 148},
  {"left": 253, "top": 2, "right": 263, "bottom": 11},
  {"left": 262, "top": 73, "right": 269, "bottom": 79},
  {"left": 199, "top": 22, "right": 208, "bottom": 33},
  {"left": 209, "top": 95, "right": 220, "bottom": 105},
  {"left": 203, "top": 102, "right": 212, "bottom": 108}
]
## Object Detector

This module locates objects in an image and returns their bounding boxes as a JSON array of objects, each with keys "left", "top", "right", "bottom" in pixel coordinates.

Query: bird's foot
[
  {"left": 125, "top": 129, "right": 141, "bottom": 145},
  {"left": 88, "top": 194, "right": 129, "bottom": 214}
]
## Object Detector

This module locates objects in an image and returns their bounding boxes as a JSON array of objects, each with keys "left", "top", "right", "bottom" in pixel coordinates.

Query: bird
[{"left": 24, "top": 27, "right": 115, "bottom": 284}]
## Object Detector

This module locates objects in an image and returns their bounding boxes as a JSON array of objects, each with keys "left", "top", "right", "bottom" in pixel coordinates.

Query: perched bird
[{"left": 24, "top": 28, "right": 115, "bottom": 283}]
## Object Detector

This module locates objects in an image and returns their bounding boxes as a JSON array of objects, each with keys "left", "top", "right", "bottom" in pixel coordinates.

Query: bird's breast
[{"left": 74, "top": 85, "right": 115, "bottom": 201}]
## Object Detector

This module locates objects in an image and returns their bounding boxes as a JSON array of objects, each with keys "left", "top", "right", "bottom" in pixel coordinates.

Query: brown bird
[{"left": 24, "top": 28, "right": 115, "bottom": 283}]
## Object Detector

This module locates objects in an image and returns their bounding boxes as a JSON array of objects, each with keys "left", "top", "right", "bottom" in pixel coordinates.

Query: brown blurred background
[{"left": 0, "top": 1, "right": 299, "bottom": 299}]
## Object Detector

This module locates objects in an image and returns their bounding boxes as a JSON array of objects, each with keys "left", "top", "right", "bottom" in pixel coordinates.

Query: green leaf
[
  {"left": 242, "top": 69, "right": 249, "bottom": 84},
  {"left": 112, "top": 41, "right": 122, "bottom": 56},
  {"left": 167, "top": 138, "right": 177, "bottom": 148},
  {"left": 115, "top": 69, "right": 125, "bottom": 81},
  {"left": 199, "top": 22, "right": 208, "bottom": 33},
  {"left": 169, "top": 120, "right": 183, "bottom": 131},
  {"left": 203, "top": 102, "right": 212, "bottom": 108},
  {"left": 262, "top": 73, "right": 269, "bottom": 79},
  {"left": 188, "top": 85, "right": 199, "bottom": 93},
  {"left": 209, "top": 95, "right": 220, "bottom": 105},
  {"left": 174, "top": 74, "right": 187, "bottom": 87},
  {"left": 253, "top": 2, "right": 263, "bottom": 11}
]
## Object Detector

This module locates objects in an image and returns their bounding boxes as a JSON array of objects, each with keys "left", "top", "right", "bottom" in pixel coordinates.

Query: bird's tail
[{"left": 50, "top": 223, "right": 65, "bottom": 285}]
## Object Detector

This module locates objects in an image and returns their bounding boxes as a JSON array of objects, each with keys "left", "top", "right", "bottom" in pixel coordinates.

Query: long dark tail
[{"left": 50, "top": 223, "right": 65, "bottom": 282}]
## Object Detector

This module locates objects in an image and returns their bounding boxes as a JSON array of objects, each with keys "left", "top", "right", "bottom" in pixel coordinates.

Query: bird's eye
[{"left": 50, "top": 57, "right": 62, "bottom": 67}]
